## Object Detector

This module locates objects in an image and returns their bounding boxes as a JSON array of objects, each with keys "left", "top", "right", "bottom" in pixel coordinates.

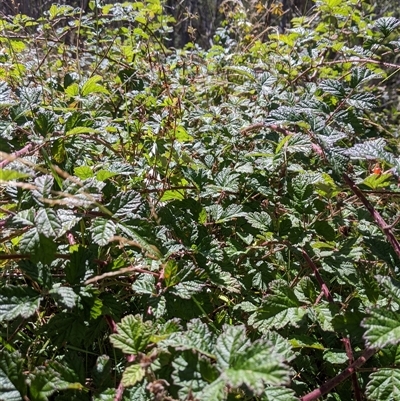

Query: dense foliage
[{"left": 1, "top": 0, "right": 400, "bottom": 400}]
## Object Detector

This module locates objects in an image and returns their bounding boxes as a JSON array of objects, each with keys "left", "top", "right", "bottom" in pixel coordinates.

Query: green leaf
[
  {"left": 215, "top": 325, "right": 250, "bottom": 370},
  {"left": 313, "top": 220, "right": 336, "bottom": 241},
  {"left": 66, "top": 245, "right": 92, "bottom": 285},
  {"left": 74, "top": 166, "right": 93, "bottom": 180},
  {"left": 160, "top": 189, "right": 185, "bottom": 201},
  {"left": 366, "top": 368, "right": 400, "bottom": 401},
  {"left": 198, "top": 378, "right": 226, "bottom": 401},
  {"left": 49, "top": 284, "right": 79, "bottom": 309},
  {"left": 374, "top": 17, "right": 400, "bottom": 36},
  {"left": 108, "top": 191, "right": 141, "bottom": 217},
  {"left": 96, "top": 170, "right": 119, "bottom": 181},
  {"left": 171, "top": 350, "right": 218, "bottom": 398},
  {"left": 0, "top": 286, "right": 41, "bottom": 322},
  {"left": 363, "top": 308, "right": 400, "bottom": 348},
  {"left": 362, "top": 172, "right": 392, "bottom": 189},
  {"left": 0, "top": 170, "right": 30, "bottom": 181},
  {"left": 245, "top": 211, "right": 272, "bottom": 232},
  {"left": 29, "top": 363, "right": 84, "bottom": 401},
  {"left": 110, "top": 315, "right": 153, "bottom": 354},
  {"left": 224, "top": 340, "right": 289, "bottom": 393},
  {"left": 66, "top": 126, "right": 99, "bottom": 136},
  {"left": 121, "top": 365, "right": 146, "bottom": 387},
  {"left": 175, "top": 126, "right": 193, "bottom": 142},
  {"left": 91, "top": 218, "right": 116, "bottom": 246},
  {"left": 19, "top": 229, "right": 57, "bottom": 265},
  {"left": 160, "top": 319, "right": 215, "bottom": 358},
  {"left": 81, "top": 75, "right": 110, "bottom": 96},
  {"left": 262, "top": 386, "right": 298, "bottom": 401},
  {"left": 35, "top": 208, "right": 62, "bottom": 238},
  {"left": 0, "top": 351, "right": 26, "bottom": 401}
]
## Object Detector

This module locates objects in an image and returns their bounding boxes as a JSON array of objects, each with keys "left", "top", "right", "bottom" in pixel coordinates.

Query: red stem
[
  {"left": 301, "top": 249, "right": 334, "bottom": 303},
  {"left": 301, "top": 347, "right": 376, "bottom": 401},
  {"left": 0, "top": 143, "right": 34, "bottom": 168},
  {"left": 342, "top": 173, "right": 400, "bottom": 259}
]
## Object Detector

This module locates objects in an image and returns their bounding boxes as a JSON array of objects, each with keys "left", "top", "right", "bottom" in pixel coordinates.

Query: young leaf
[
  {"left": 81, "top": 75, "right": 110, "bottom": 96},
  {"left": 0, "top": 170, "right": 30, "bottom": 181},
  {"left": 121, "top": 365, "right": 146, "bottom": 387},
  {"left": 110, "top": 315, "right": 153, "bottom": 354}
]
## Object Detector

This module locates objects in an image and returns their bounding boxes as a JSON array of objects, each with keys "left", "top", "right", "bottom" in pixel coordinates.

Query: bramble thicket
[{"left": 1, "top": 1, "right": 400, "bottom": 400}]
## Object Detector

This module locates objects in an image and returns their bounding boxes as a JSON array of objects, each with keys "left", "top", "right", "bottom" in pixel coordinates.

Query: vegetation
[{"left": 1, "top": 0, "right": 400, "bottom": 400}]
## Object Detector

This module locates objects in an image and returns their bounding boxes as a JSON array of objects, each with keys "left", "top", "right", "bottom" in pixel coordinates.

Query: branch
[
  {"left": 301, "top": 347, "right": 376, "bottom": 401},
  {"left": 301, "top": 249, "right": 334, "bottom": 303},
  {"left": 342, "top": 173, "right": 400, "bottom": 260},
  {"left": 84, "top": 265, "right": 159, "bottom": 285},
  {"left": 0, "top": 144, "right": 35, "bottom": 168}
]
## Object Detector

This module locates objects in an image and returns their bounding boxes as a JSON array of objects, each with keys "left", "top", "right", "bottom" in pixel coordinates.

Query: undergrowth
[{"left": 1, "top": 1, "right": 400, "bottom": 400}]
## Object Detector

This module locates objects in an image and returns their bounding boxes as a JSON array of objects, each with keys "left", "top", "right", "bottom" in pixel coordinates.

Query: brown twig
[
  {"left": 0, "top": 144, "right": 35, "bottom": 169},
  {"left": 84, "top": 265, "right": 159, "bottom": 285},
  {"left": 301, "top": 249, "right": 334, "bottom": 303},
  {"left": 343, "top": 338, "right": 362, "bottom": 401},
  {"left": 301, "top": 347, "right": 376, "bottom": 401}
]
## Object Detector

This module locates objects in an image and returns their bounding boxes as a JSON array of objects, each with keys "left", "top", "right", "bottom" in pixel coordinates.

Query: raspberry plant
[{"left": 1, "top": 1, "right": 400, "bottom": 400}]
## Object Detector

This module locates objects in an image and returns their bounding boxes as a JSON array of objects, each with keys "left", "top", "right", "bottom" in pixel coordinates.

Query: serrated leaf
[
  {"left": 121, "top": 365, "right": 146, "bottom": 387},
  {"left": 110, "top": 315, "right": 153, "bottom": 354},
  {"left": 107, "top": 191, "right": 141, "bottom": 217},
  {"left": 319, "top": 79, "right": 348, "bottom": 97},
  {"left": 198, "top": 378, "right": 226, "bottom": 401},
  {"left": 170, "top": 280, "right": 205, "bottom": 299},
  {"left": 0, "top": 286, "right": 41, "bottom": 322},
  {"left": 216, "top": 204, "right": 245, "bottom": 223},
  {"left": 249, "top": 282, "right": 307, "bottom": 330},
  {"left": 366, "top": 368, "right": 400, "bottom": 401},
  {"left": 35, "top": 208, "right": 62, "bottom": 238},
  {"left": 49, "top": 284, "right": 79, "bottom": 309},
  {"left": 0, "top": 351, "right": 26, "bottom": 401},
  {"left": 363, "top": 308, "right": 400, "bottom": 348},
  {"left": 160, "top": 319, "right": 215, "bottom": 358},
  {"left": 374, "top": 17, "right": 400, "bottom": 36},
  {"left": 345, "top": 138, "right": 394, "bottom": 163},
  {"left": 246, "top": 211, "right": 272, "bottom": 231},
  {"left": 74, "top": 166, "right": 93, "bottom": 180},
  {"left": 215, "top": 325, "right": 251, "bottom": 370},
  {"left": 350, "top": 67, "right": 381, "bottom": 88},
  {"left": 91, "top": 218, "right": 116, "bottom": 246},
  {"left": 362, "top": 172, "right": 392, "bottom": 189},
  {"left": 19, "top": 229, "right": 57, "bottom": 265},
  {"left": 29, "top": 364, "right": 84, "bottom": 401},
  {"left": 262, "top": 386, "right": 298, "bottom": 401},
  {"left": 31, "top": 175, "right": 54, "bottom": 206},
  {"left": 224, "top": 340, "right": 289, "bottom": 393}
]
